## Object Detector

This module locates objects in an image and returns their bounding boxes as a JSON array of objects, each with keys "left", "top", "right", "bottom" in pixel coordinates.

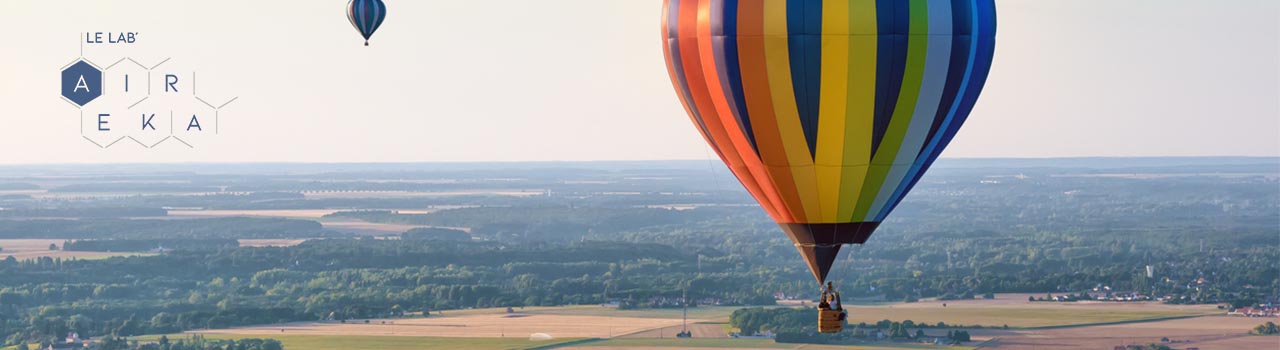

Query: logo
[{"left": 59, "top": 32, "right": 237, "bottom": 149}]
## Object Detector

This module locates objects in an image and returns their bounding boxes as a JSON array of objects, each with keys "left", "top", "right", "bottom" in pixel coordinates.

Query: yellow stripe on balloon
[
  {"left": 762, "top": 0, "right": 821, "bottom": 222},
  {"left": 814, "top": 0, "right": 851, "bottom": 223},
  {"left": 837, "top": 0, "right": 878, "bottom": 221}
]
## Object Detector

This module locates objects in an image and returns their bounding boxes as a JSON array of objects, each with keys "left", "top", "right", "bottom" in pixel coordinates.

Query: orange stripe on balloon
[
  {"left": 693, "top": 0, "right": 791, "bottom": 222},
  {"left": 677, "top": 0, "right": 788, "bottom": 221},
  {"left": 662, "top": 1, "right": 722, "bottom": 161},
  {"left": 735, "top": 0, "right": 807, "bottom": 223}
]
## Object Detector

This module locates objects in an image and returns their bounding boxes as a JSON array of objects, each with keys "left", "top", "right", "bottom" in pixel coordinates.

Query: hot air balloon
[
  {"left": 661, "top": 0, "right": 996, "bottom": 285},
  {"left": 347, "top": 0, "right": 387, "bottom": 46}
]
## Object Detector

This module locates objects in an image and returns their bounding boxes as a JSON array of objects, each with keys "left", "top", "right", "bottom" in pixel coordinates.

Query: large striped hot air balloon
[
  {"left": 347, "top": 0, "right": 387, "bottom": 46},
  {"left": 662, "top": 0, "right": 996, "bottom": 283}
]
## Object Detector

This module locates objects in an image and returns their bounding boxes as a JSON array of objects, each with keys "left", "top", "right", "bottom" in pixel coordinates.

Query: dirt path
[{"left": 618, "top": 323, "right": 728, "bottom": 339}]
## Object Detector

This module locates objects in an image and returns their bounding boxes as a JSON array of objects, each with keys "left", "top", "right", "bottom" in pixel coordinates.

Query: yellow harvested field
[
  {"left": 975, "top": 316, "right": 1277, "bottom": 350},
  {"left": 301, "top": 190, "right": 546, "bottom": 199},
  {"left": 0, "top": 239, "right": 145, "bottom": 260},
  {"left": 321, "top": 221, "right": 423, "bottom": 234},
  {"left": 158, "top": 303, "right": 1268, "bottom": 350},
  {"left": 575, "top": 338, "right": 970, "bottom": 350},
  {"left": 134, "top": 334, "right": 582, "bottom": 350},
  {"left": 190, "top": 313, "right": 688, "bottom": 339},
  {"left": 168, "top": 209, "right": 345, "bottom": 219},
  {"left": 168, "top": 207, "right": 474, "bottom": 218},
  {"left": 618, "top": 323, "right": 729, "bottom": 339},
  {"left": 238, "top": 239, "right": 309, "bottom": 247},
  {"left": 840, "top": 293, "right": 1219, "bottom": 328}
]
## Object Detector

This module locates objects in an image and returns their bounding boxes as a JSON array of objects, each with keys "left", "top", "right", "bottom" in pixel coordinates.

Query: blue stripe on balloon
[
  {"left": 372, "top": 1, "right": 382, "bottom": 39},
  {"left": 861, "top": 0, "right": 956, "bottom": 222},
  {"left": 874, "top": 0, "right": 993, "bottom": 222},
  {"left": 376, "top": 0, "right": 386, "bottom": 35},
  {"left": 356, "top": 0, "right": 368, "bottom": 38},
  {"left": 787, "top": 0, "right": 823, "bottom": 158},
  {"left": 920, "top": 0, "right": 972, "bottom": 152},
  {"left": 720, "top": 0, "right": 758, "bottom": 154},
  {"left": 870, "top": 0, "right": 910, "bottom": 159}
]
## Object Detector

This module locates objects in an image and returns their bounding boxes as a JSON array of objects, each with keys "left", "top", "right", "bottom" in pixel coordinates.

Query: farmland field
[
  {"left": 0, "top": 239, "right": 149, "bottom": 260},
  {"left": 238, "top": 239, "right": 309, "bottom": 247},
  {"left": 573, "top": 338, "right": 972, "bottom": 350},
  {"left": 134, "top": 334, "right": 583, "bottom": 350},
  {"left": 300, "top": 190, "right": 547, "bottom": 199},
  {"left": 191, "top": 313, "right": 688, "bottom": 339},
  {"left": 518, "top": 305, "right": 745, "bottom": 320},
  {"left": 168, "top": 209, "right": 346, "bottom": 219},
  {"left": 319, "top": 221, "right": 424, "bottom": 234},
  {"left": 839, "top": 294, "right": 1219, "bottom": 328},
  {"left": 972, "top": 315, "right": 1276, "bottom": 350}
]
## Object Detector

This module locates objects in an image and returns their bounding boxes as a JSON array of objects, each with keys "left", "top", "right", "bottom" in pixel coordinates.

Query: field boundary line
[
  {"left": 525, "top": 337, "right": 603, "bottom": 350},
  {"left": 1021, "top": 313, "right": 1219, "bottom": 330}
]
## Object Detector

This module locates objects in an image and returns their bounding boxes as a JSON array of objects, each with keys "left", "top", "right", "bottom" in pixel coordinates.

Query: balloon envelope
[
  {"left": 662, "top": 0, "right": 996, "bottom": 283},
  {"left": 347, "top": 0, "right": 387, "bottom": 46}
]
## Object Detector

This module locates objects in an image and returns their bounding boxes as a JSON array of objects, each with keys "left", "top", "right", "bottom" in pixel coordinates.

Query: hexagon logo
[{"left": 61, "top": 60, "right": 103, "bottom": 107}]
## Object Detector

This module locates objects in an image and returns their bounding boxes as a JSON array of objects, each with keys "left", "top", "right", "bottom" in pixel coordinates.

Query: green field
[
  {"left": 576, "top": 338, "right": 971, "bottom": 350},
  {"left": 131, "top": 335, "right": 585, "bottom": 350}
]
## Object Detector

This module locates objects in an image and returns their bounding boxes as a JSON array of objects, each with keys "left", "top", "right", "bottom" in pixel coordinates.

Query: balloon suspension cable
[{"left": 793, "top": 243, "right": 843, "bottom": 248}]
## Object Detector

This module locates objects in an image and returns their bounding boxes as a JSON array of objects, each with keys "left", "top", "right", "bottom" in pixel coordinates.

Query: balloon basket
[{"left": 817, "top": 309, "right": 843, "bottom": 333}]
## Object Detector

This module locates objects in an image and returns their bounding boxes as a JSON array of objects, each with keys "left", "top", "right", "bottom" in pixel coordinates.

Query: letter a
[
  {"left": 75, "top": 75, "right": 91, "bottom": 93},
  {"left": 187, "top": 115, "right": 202, "bottom": 131}
]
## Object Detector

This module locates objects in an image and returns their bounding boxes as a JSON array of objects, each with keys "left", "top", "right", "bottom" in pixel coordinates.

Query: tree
[
  {"left": 1251, "top": 321, "right": 1279, "bottom": 335},
  {"left": 889, "top": 322, "right": 910, "bottom": 338},
  {"left": 49, "top": 243, "right": 58, "bottom": 251},
  {"left": 1028, "top": 296, "right": 1035, "bottom": 302},
  {"left": 263, "top": 339, "right": 284, "bottom": 350},
  {"left": 98, "top": 336, "right": 128, "bottom": 350},
  {"left": 16, "top": 343, "right": 28, "bottom": 350},
  {"left": 915, "top": 329, "right": 926, "bottom": 338}
]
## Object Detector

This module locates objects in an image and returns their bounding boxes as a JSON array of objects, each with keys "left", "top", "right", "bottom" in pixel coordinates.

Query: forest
[{"left": 0, "top": 158, "right": 1274, "bottom": 346}]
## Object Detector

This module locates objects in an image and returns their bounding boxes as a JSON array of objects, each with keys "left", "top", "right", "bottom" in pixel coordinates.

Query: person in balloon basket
[{"left": 819, "top": 282, "right": 847, "bottom": 320}]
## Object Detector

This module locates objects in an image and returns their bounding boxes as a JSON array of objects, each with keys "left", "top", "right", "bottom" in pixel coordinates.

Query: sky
[{"left": 0, "top": 0, "right": 1276, "bottom": 164}]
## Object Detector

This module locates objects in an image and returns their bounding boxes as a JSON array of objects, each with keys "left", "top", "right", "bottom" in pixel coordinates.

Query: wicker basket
[{"left": 817, "top": 309, "right": 843, "bottom": 333}]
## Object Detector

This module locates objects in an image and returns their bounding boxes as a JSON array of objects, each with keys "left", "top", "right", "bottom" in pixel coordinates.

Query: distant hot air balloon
[
  {"left": 347, "top": 0, "right": 387, "bottom": 46},
  {"left": 662, "top": 0, "right": 996, "bottom": 284}
]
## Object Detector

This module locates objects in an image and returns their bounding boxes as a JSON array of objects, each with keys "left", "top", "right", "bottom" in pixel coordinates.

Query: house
[
  {"left": 1228, "top": 306, "right": 1280, "bottom": 317},
  {"left": 46, "top": 332, "right": 89, "bottom": 350}
]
